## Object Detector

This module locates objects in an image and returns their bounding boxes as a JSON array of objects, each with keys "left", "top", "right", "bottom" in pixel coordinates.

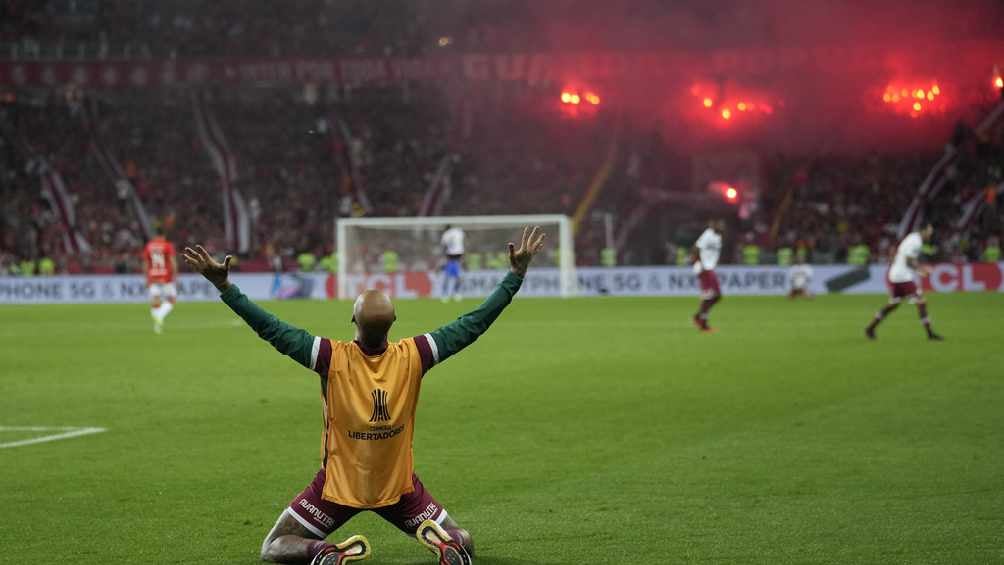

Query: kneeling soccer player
[
  {"left": 865, "top": 223, "right": 943, "bottom": 341},
  {"left": 183, "top": 226, "right": 547, "bottom": 565}
]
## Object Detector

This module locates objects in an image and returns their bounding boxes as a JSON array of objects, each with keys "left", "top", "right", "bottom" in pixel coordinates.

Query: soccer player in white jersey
[
  {"left": 439, "top": 225, "right": 465, "bottom": 302},
  {"left": 692, "top": 219, "right": 725, "bottom": 332},
  {"left": 866, "top": 223, "right": 944, "bottom": 340},
  {"left": 788, "top": 258, "right": 813, "bottom": 299}
]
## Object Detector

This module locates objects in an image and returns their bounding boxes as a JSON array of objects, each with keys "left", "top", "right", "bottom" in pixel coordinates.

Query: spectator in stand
[{"left": 983, "top": 236, "right": 1001, "bottom": 262}]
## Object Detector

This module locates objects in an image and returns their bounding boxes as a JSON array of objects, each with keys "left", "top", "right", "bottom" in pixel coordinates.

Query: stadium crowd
[
  {"left": 3, "top": 0, "right": 427, "bottom": 58},
  {"left": 6, "top": 0, "right": 1002, "bottom": 60},
  {"left": 2, "top": 84, "right": 1003, "bottom": 276},
  {"left": 2, "top": 0, "right": 554, "bottom": 59}
]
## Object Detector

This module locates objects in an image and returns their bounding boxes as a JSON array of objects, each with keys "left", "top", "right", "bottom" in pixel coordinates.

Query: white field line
[{"left": 0, "top": 426, "right": 107, "bottom": 449}]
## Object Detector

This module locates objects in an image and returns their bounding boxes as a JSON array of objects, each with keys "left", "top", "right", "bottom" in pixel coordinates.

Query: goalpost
[{"left": 335, "top": 215, "right": 576, "bottom": 300}]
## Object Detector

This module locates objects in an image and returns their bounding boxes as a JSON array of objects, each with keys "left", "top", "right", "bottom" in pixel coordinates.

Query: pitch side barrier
[{"left": 1, "top": 263, "right": 1002, "bottom": 304}]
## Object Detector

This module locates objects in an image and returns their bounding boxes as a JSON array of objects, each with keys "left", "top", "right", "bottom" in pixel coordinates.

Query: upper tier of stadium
[{"left": 2, "top": 0, "right": 1003, "bottom": 274}]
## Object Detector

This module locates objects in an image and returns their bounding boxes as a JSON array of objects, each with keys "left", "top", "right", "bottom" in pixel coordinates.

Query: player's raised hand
[
  {"left": 182, "top": 245, "right": 232, "bottom": 291},
  {"left": 508, "top": 225, "right": 546, "bottom": 276}
]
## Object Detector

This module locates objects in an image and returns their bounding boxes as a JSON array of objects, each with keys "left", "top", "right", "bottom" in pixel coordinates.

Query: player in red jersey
[{"left": 143, "top": 227, "right": 178, "bottom": 334}]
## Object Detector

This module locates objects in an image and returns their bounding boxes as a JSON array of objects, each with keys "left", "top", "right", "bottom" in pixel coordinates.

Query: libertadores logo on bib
[{"left": 369, "top": 388, "right": 391, "bottom": 422}]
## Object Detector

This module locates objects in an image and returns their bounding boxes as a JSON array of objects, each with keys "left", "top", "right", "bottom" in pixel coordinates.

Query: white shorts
[{"left": 149, "top": 282, "right": 177, "bottom": 302}]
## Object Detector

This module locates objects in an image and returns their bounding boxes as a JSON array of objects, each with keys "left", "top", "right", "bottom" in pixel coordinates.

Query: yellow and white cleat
[{"left": 416, "top": 520, "right": 471, "bottom": 565}]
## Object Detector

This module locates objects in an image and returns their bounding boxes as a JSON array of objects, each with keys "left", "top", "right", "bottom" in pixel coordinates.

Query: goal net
[{"left": 335, "top": 215, "right": 576, "bottom": 300}]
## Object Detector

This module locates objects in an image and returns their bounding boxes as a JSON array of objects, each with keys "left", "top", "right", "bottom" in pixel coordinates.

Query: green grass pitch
[{"left": 2, "top": 293, "right": 1002, "bottom": 564}]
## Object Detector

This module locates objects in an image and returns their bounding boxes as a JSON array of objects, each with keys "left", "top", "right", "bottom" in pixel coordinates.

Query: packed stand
[
  {"left": 3, "top": 0, "right": 439, "bottom": 59},
  {"left": 756, "top": 119, "right": 1004, "bottom": 266},
  {"left": 3, "top": 86, "right": 1003, "bottom": 276},
  {"left": 0, "top": 87, "right": 462, "bottom": 275}
]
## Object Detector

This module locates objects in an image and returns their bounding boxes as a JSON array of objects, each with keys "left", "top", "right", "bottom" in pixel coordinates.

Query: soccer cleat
[
  {"left": 692, "top": 315, "right": 704, "bottom": 331},
  {"left": 153, "top": 318, "right": 163, "bottom": 335},
  {"left": 416, "top": 520, "right": 472, "bottom": 565},
  {"left": 865, "top": 327, "right": 876, "bottom": 340},
  {"left": 310, "top": 535, "right": 371, "bottom": 565},
  {"left": 928, "top": 332, "right": 945, "bottom": 341}
]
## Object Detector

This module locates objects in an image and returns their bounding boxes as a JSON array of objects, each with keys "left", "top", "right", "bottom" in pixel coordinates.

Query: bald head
[{"left": 352, "top": 290, "right": 396, "bottom": 348}]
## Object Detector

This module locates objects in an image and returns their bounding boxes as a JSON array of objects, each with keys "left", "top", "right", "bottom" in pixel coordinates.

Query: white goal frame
[{"left": 335, "top": 215, "right": 576, "bottom": 299}]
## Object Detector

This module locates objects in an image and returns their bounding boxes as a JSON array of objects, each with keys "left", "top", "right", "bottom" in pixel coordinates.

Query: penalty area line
[{"left": 0, "top": 426, "right": 108, "bottom": 449}]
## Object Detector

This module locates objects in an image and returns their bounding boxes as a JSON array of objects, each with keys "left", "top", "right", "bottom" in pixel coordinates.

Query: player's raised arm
[
  {"left": 183, "top": 245, "right": 320, "bottom": 372},
  {"left": 420, "top": 226, "right": 545, "bottom": 369}
]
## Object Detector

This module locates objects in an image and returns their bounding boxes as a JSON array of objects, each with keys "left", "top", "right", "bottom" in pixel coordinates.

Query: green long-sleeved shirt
[{"left": 219, "top": 272, "right": 525, "bottom": 372}]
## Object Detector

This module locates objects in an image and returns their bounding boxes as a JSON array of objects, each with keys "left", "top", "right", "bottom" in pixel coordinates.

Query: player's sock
[
  {"left": 695, "top": 301, "right": 714, "bottom": 330},
  {"left": 150, "top": 304, "right": 172, "bottom": 334},
  {"left": 441, "top": 276, "right": 451, "bottom": 301},
  {"left": 916, "top": 303, "right": 940, "bottom": 339},
  {"left": 691, "top": 313, "right": 703, "bottom": 329},
  {"left": 693, "top": 306, "right": 708, "bottom": 330},
  {"left": 866, "top": 303, "right": 898, "bottom": 333},
  {"left": 151, "top": 306, "right": 162, "bottom": 333},
  {"left": 700, "top": 296, "right": 720, "bottom": 329}
]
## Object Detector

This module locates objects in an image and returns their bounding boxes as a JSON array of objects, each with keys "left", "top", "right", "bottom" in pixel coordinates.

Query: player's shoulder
[{"left": 393, "top": 336, "right": 423, "bottom": 351}]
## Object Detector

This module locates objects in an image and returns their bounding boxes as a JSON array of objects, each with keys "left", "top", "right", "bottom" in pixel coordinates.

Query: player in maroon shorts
[
  {"left": 865, "top": 224, "right": 943, "bottom": 340},
  {"left": 184, "top": 227, "right": 546, "bottom": 565},
  {"left": 692, "top": 219, "right": 725, "bottom": 332}
]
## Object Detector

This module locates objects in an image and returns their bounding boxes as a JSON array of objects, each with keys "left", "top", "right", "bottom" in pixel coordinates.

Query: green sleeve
[
  {"left": 428, "top": 272, "right": 523, "bottom": 364},
  {"left": 220, "top": 284, "right": 316, "bottom": 369}
]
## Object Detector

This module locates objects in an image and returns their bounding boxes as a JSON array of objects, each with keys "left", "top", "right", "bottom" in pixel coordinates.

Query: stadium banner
[
  {"left": 2, "top": 41, "right": 1003, "bottom": 87},
  {"left": 2, "top": 263, "right": 1002, "bottom": 304},
  {"left": 0, "top": 273, "right": 326, "bottom": 304},
  {"left": 332, "top": 263, "right": 1004, "bottom": 299}
]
